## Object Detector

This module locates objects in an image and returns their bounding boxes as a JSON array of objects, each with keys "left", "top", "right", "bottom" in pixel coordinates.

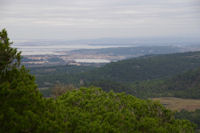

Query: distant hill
[
  {"left": 70, "top": 46, "right": 184, "bottom": 57},
  {"left": 83, "top": 51, "right": 200, "bottom": 83},
  {"left": 32, "top": 51, "right": 200, "bottom": 87},
  {"left": 31, "top": 51, "right": 200, "bottom": 99}
]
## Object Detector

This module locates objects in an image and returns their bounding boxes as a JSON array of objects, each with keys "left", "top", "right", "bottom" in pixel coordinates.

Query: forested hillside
[
  {"left": 32, "top": 51, "right": 200, "bottom": 89},
  {"left": 31, "top": 51, "right": 200, "bottom": 100},
  {"left": 30, "top": 65, "right": 95, "bottom": 88},
  {"left": 83, "top": 51, "right": 200, "bottom": 83},
  {"left": 129, "top": 68, "right": 200, "bottom": 99},
  {"left": 1, "top": 29, "right": 196, "bottom": 132}
]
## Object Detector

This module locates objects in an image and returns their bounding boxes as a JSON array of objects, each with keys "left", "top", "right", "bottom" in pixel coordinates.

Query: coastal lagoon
[{"left": 14, "top": 43, "right": 130, "bottom": 55}]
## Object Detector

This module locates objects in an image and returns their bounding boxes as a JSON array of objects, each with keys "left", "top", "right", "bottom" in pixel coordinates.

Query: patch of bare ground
[{"left": 152, "top": 97, "right": 200, "bottom": 112}]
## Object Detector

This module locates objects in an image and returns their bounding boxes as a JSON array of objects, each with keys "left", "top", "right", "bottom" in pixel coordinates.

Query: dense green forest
[
  {"left": 128, "top": 68, "right": 200, "bottom": 99},
  {"left": 1, "top": 29, "right": 196, "bottom": 132},
  {"left": 86, "top": 64, "right": 200, "bottom": 100},
  {"left": 30, "top": 51, "right": 200, "bottom": 99},
  {"left": 30, "top": 65, "right": 95, "bottom": 88},
  {"left": 32, "top": 51, "right": 200, "bottom": 87},
  {"left": 85, "top": 67, "right": 200, "bottom": 99},
  {"left": 83, "top": 51, "right": 200, "bottom": 83}
]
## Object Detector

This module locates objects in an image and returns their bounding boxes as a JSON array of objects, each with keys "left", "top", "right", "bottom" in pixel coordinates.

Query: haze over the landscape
[
  {"left": 1, "top": 0, "right": 200, "bottom": 132},
  {"left": 0, "top": 0, "right": 200, "bottom": 41}
]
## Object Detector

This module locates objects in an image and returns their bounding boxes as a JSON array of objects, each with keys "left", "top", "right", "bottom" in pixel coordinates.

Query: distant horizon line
[{"left": 13, "top": 36, "right": 200, "bottom": 43}]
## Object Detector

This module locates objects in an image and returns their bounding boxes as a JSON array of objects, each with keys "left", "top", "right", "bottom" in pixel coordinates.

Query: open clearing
[{"left": 152, "top": 97, "right": 200, "bottom": 112}]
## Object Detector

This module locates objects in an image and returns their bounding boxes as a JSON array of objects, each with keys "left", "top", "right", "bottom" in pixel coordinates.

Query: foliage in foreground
[
  {"left": 0, "top": 29, "right": 196, "bottom": 132},
  {"left": 0, "top": 85, "right": 196, "bottom": 132},
  {"left": 0, "top": 29, "right": 66, "bottom": 132},
  {"left": 56, "top": 87, "right": 195, "bottom": 133}
]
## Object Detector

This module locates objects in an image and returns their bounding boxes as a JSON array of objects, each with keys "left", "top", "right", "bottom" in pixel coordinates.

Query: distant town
[{"left": 21, "top": 44, "right": 200, "bottom": 67}]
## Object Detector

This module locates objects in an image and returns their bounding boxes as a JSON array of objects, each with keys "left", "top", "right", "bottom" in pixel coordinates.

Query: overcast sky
[{"left": 0, "top": 0, "right": 200, "bottom": 41}]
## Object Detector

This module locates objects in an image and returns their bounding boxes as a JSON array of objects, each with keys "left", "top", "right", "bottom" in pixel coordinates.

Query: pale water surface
[
  {"left": 75, "top": 59, "right": 110, "bottom": 63},
  {"left": 14, "top": 44, "right": 129, "bottom": 55}
]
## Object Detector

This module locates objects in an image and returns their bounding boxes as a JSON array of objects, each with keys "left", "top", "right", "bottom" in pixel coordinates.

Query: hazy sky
[{"left": 0, "top": 0, "right": 200, "bottom": 40}]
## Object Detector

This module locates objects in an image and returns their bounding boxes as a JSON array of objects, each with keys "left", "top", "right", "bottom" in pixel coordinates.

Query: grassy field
[{"left": 152, "top": 97, "right": 200, "bottom": 112}]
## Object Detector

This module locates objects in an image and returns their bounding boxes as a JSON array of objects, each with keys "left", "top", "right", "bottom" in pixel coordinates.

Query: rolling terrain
[
  {"left": 83, "top": 51, "right": 200, "bottom": 83},
  {"left": 30, "top": 51, "right": 200, "bottom": 100}
]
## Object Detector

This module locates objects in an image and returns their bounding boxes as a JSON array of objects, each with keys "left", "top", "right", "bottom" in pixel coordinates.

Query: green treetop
[{"left": 0, "top": 29, "right": 21, "bottom": 73}]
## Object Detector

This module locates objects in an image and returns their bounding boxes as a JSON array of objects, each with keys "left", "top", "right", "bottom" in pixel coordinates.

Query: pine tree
[{"left": 0, "top": 29, "right": 21, "bottom": 83}]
